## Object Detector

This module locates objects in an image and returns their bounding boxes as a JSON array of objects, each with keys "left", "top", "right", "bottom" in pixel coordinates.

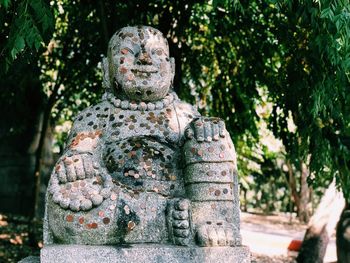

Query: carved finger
[
  {"left": 212, "top": 122, "right": 220, "bottom": 141},
  {"left": 218, "top": 120, "right": 226, "bottom": 137},
  {"left": 59, "top": 198, "right": 70, "bottom": 209},
  {"left": 49, "top": 184, "right": 60, "bottom": 195},
  {"left": 73, "top": 155, "right": 85, "bottom": 180},
  {"left": 55, "top": 162, "right": 67, "bottom": 183},
  {"left": 69, "top": 199, "right": 80, "bottom": 211},
  {"left": 173, "top": 220, "right": 189, "bottom": 229},
  {"left": 91, "top": 194, "right": 103, "bottom": 206},
  {"left": 173, "top": 210, "right": 188, "bottom": 220},
  {"left": 64, "top": 158, "right": 76, "bottom": 182},
  {"left": 175, "top": 199, "right": 190, "bottom": 211},
  {"left": 52, "top": 193, "right": 62, "bottom": 203},
  {"left": 216, "top": 226, "right": 227, "bottom": 246},
  {"left": 82, "top": 154, "right": 95, "bottom": 178},
  {"left": 225, "top": 227, "right": 235, "bottom": 246},
  {"left": 208, "top": 227, "right": 218, "bottom": 246},
  {"left": 174, "top": 228, "right": 190, "bottom": 238},
  {"left": 100, "top": 188, "right": 112, "bottom": 199},
  {"left": 197, "top": 225, "right": 210, "bottom": 246},
  {"left": 204, "top": 120, "right": 212, "bottom": 142},
  {"left": 194, "top": 120, "right": 205, "bottom": 142},
  {"left": 81, "top": 199, "right": 93, "bottom": 211}
]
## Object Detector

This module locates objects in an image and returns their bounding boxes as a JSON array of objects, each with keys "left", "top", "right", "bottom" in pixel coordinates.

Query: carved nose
[{"left": 136, "top": 52, "right": 152, "bottom": 65}]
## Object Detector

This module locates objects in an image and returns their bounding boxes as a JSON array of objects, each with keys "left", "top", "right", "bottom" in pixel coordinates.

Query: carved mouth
[{"left": 131, "top": 66, "right": 158, "bottom": 74}]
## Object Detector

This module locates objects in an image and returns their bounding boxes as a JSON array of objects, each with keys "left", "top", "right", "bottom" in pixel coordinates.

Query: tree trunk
[
  {"left": 297, "top": 180, "right": 345, "bottom": 263},
  {"left": 286, "top": 160, "right": 299, "bottom": 214},
  {"left": 298, "top": 162, "right": 310, "bottom": 223},
  {"left": 29, "top": 80, "right": 61, "bottom": 246},
  {"left": 336, "top": 202, "right": 350, "bottom": 263}
]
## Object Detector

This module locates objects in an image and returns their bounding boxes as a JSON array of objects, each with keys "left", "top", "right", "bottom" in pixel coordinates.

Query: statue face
[{"left": 108, "top": 26, "right": 174, "bottom": 102}]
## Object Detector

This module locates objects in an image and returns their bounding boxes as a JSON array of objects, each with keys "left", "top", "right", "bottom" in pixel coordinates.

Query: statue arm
[
  {"left": 182, "top": 119, "right": 241, "bottom": 247},
  {"left": 46, "top": 101, "right": 114, "bottom": 212},
  {"left": 52, "top": 101, "right": 110, "bottom": 183}
]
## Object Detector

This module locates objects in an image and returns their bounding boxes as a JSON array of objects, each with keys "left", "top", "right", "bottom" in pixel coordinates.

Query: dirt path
[{"left": 241, "top": 212, "right": 337, "bottom": 263}]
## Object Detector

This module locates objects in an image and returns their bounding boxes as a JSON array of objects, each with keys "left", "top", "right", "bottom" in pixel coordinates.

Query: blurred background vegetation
[{"left": 0, "top": 0, "right": 349, "bottom": 262}]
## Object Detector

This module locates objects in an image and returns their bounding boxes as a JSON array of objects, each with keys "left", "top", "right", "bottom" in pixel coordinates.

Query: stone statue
[{"left": 41, "top": 26, "right": 250, "bottom": 263}]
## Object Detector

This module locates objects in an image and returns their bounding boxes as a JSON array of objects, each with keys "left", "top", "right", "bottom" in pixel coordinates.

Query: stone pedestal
[{"left": 39, "top": 244, "right": 250, "bottom": 263}]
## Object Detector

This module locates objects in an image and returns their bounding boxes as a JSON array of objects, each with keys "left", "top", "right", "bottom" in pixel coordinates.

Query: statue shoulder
[
  {"left": 173, "top": 99, "right": 201, "bottom": 138},
  {"left": 72, "top": 100, "right": 112, "bottom": 124},
  {"left": 174, "top": 100, "right": 200, "bottom": 120},
  {"left": 67, "top": 100, "right": 112, "bottom": 145}
]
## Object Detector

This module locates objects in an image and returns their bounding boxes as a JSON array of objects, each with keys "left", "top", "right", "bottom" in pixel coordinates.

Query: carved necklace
[{"left": 106, "top": 92, "right": 177, "bottom": 111}]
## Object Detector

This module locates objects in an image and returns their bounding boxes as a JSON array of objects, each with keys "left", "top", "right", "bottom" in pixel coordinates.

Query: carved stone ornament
[{"left": 37, "top": 26, "right": 251, "bottom": 263}]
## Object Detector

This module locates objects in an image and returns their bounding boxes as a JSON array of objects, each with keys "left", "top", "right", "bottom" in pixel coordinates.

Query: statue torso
[
  {"left": 101, "top": 104, "right": 186, "bottom": 197},
  {"left": 45, "top": 98, "right": 199, "bottom": 245}
]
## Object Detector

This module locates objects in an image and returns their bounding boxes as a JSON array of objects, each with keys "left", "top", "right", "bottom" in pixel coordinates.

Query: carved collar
[{"left": 106, "top": 92, "right": 177, "bottom": 111}]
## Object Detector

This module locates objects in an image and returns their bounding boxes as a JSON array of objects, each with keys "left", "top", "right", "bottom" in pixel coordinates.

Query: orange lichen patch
[
  {"left": 95, "top": 130, "right": 103, "bottom": 137},
  {"left": 110, "top": 193, "right": 117, "bottom": 201},
  {"left": 121, "top": 48, "right": 129, "bottom": 54},
  {"left": 78, "top": 217, "right": 85, "bottom": 224},
  {"left": 66, "top": 214, "right": 74, "bottom": 222},
  {"left": 119, "top": 67, "right": 128, "bottom": 74},
  {"left": 70, "top": 130, "right": 103, "bottom": 148},
  {"left": 70, "top": 130, "right": 102, "bottom": 151},
  {"left": 127, "top": 221, "right": 136, "bottom": 231}
]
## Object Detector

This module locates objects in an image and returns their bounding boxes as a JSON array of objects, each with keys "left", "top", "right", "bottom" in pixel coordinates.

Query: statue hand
[
  {"left": 54, "top": 153, "right": 98, "bottom": 183},
  {"left": 185, "top": 117, "right": 226, "bottom": 142},
  {"left": 196, "top": 221, "right": 240, "bottom": 247}
]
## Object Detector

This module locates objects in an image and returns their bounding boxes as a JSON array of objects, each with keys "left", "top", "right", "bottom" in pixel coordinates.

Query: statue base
[{"left": 27, "top": 244, "right": 250, "bottom": 263}]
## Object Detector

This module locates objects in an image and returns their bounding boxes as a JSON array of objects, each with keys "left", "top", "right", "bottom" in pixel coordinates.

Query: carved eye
[
  {"left": 153, "top": 48, "right": 163, "bottom": 56},
  {"left": 120, "top": 47, "right": 134, "bottom": 55}
]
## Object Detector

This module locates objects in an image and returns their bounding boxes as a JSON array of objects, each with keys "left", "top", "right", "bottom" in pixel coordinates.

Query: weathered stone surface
[
  {"left": 39, "top": 25, "right": 250, "bottom": 262},
  {"left": 41, "top": 245, "right": 251, "bottom": 263}
]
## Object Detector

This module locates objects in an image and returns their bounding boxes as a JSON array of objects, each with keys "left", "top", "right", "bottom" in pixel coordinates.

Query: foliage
[
  {"left": 263, "top": 0, "right": 350, "bottom": 197},
  {"left": 0, "top": 0, "right": 54, "bottom": 71},
  {"left": 1, "top": 0, "right": 350, "bottom": 206}
]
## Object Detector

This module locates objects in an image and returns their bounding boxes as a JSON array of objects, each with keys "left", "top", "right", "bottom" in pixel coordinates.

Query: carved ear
[
  {"left": 170, "top": 57, "right": 175, "bottom": 83},
  {"left": 102, "top": 57, "right": 112, "bottom": 92}
]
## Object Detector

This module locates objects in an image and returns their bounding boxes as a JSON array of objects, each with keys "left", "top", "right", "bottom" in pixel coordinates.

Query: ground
[
  {"left": 0, "top": 212, "right": 336, "bottom": 262},
  {"left": 241, "top": 212, "right": 337, "bottom": 263}
]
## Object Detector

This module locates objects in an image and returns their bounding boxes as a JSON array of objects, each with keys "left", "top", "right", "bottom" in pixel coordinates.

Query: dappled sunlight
[{"left": 0, "top": 213, "right": 42, "bottom": 262}]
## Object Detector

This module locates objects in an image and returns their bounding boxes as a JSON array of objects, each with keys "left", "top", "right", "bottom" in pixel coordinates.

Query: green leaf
[
  {"left": 14, "top": 35, "right": 25, "bottom": 51},
  {"left": 0, "top": 0, "right": 11, "bottom": 9},
  {"left": 10, "top": 47, "right": 17, "bottom": 59},
  {"left": 34, "top": 38, "right": 41, "bottom": 50}
]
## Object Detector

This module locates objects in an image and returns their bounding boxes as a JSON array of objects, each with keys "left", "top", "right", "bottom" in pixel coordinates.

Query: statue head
[{"left": 104, "top": 26, "right": 175, "bottom": 102}]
